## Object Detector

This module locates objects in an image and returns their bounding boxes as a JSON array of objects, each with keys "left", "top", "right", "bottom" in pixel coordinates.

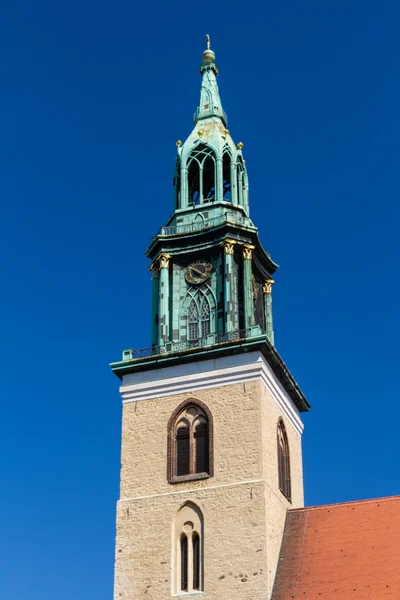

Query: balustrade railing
[
  {"left": 156, "top": 213, "right": 244, "bottom": 238},
  {"left": 122, "top": 328, "right": 262, "bottom": 362}
]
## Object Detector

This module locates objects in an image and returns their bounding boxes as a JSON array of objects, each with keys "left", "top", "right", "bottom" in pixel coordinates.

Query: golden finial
[
  {"left": 237, "top": 142, "right": 244, "bottom": 149},
  {"left": 223, "top": 129, "right": 230, "bottom": 135},
  {"left": 202, "top": 34, "right": 216, "bottom": 64},
  {"left": 176, "top": 140, "right": 182, "bottom": 147},
  {"left": 198, "top": 130, "right": 203, "bottom": 137}
]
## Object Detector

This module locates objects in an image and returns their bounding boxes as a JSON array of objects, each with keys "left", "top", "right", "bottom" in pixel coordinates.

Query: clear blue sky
[{"left": 1, "top": 1, "right": 399, "bottom": 598}]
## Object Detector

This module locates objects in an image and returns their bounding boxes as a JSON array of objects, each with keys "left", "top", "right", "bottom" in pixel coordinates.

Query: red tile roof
[{"left": 272, "top": 495, "right": 400, "bottom": 599}]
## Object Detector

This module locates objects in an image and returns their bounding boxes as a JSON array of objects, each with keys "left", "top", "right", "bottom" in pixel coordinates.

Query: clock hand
[{"left": 192, "top": 266, "right": 205, "bottom": 276}]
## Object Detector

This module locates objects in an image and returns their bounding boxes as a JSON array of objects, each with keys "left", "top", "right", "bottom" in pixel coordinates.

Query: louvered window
[
  {"left": 195, "top": 422, "right": 209, "bottom": 474},
  {"left": 180, "top": 535, "right": 188, "bottom": 591},
  {"left": 192, "top": 533, "right": 200, "bottom": 590},
  {"left": 169, "top": 402, "right": 212, "bottom": 482},
  {"left": 176, "top": 425, "right": 190, "bottom": 476},
  {"left": 277, "top": 419, "right": 291, "bottom": 502}
]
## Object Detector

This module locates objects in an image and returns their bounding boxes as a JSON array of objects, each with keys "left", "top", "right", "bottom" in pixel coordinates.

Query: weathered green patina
[
  {"left": 110, "top": 37, "right": 309, "bottom": 412},
  {"left": 145, "top": 38, "right": 278, "bottom": 346}
]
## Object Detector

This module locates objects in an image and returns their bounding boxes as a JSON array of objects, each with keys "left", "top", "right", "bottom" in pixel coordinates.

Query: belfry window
[
  {"left": 168, "top": 399, "right": 213, "bottom": 483},
  {"left": 222, "top": 151, "right": 231, "bottom": 201},
  {"left": 187, "top": 144, "right": 216, "bottom": 205},
  {"left": 237, "top": 157, "right": 244, "bottom": 206},
  {"left": 277, "top": 419, "right": 291, "bottom": 502},
  {"left": 173, "top": 503, "right": 204, "bottom": 595}
]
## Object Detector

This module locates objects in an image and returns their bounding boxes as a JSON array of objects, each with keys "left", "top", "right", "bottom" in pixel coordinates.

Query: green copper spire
[{"left": 195, "top": 35, "right": 227, "bottom": 126}]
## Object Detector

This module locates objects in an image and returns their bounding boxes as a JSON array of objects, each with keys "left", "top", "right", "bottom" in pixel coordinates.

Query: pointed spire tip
[{"left": 202, "top": 34, "right": 216, "bottom": 64}]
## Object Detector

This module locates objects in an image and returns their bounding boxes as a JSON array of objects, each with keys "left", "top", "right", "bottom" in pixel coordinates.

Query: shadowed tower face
[{"left": 111, "top": 36, "right": 309, "bottom": 600}]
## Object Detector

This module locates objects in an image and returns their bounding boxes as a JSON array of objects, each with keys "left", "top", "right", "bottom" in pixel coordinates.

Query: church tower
[{"left": 111, "top": 37, "right": 310, "bottom": 600}]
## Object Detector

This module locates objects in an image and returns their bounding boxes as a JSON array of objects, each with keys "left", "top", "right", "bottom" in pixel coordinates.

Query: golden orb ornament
[
  {"left": 176, "top": 140, "right": 182, "bottom": 147},
  {"left": 202, "top": 34, "right": 216, "bottom": 64},
  {"left": 237, "top": 142, "right": 244, "bottom": 149}
]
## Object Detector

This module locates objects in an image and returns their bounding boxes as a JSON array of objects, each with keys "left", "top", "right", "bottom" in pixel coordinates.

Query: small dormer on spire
[{"left": 195, "top": 35, "right": 227, "bottom": 126}]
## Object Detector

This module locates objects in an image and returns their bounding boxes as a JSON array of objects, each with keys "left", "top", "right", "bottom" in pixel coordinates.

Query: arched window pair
[
  {"left": 188, "top": 297, "right": 210, "bottom": 341},
  {"left": 181, "top": 285, "right": 216, "bottom": 344},
  {"left": 277, "top": 419, "right": 291, "bottom": 502},
  {"left": 174, "top": 502, "right": 203, "bottom": 594},
  {"left": 168, "top": 400, "right": 213, "bottom": 483}
]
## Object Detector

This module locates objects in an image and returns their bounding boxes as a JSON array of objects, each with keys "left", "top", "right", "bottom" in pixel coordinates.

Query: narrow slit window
[
  {"left": 192, "top": 533, "right": 200, "bottom": 590},
  {"left": 180, "top": 534, "right": 188, "bottom": 592},
  {"left": 223, "top": 152, "right": 231, "bottom": 201}
]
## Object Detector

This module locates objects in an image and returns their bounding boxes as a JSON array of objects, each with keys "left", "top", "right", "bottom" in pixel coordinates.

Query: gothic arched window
[
  {"left": 187, "top": 144, "right": 216, "bottom": 205},
  {"left": 168, "top": 399, "right": 213, "bottom": 483},
  {"left": 187, "top": 296, "right": 211, "bottom": 342},
  {"left": 222, "top": 151, "right": 231, "bottom": 201},
  {"left": 173, "top": 502, "right": 204, "bottom": 594},
  {"left": 277, "top": 419, "right": 291, "bottom": 502}
]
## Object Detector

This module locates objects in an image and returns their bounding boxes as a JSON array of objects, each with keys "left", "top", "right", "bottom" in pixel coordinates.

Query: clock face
[{"left": 185, "top": 261, "right": 212, "bottom": 285}]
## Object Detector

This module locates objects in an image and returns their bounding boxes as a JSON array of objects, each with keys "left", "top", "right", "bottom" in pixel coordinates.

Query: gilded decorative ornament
[
  {"left": 158, "top": 253, "right": 171, "bottom": 269},
  {"left": 222, "top": 239, "right": 236, "bottom": 255},
  {"left": 242, "top": 245, "right": 254, "bottom": 260},
  {"left": 263, "top": 279, "right": 275, "bottom": 294}
]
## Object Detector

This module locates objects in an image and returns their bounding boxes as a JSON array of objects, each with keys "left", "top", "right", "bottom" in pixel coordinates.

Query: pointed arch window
[
  {"left": 187, "top": 295, "right": 211, "bottom": 342},
  {"left": 237, "top": 157, "right": 244, "bottom": 207},
  {"left": 168, "top": 399, "right": 214, "bottom": 483},
  {"left": 277, "top": 419, "right": 291, "bottom": 502},
  {"left": 187, "top": 144, "right": 216, "bottom": 205},
  {"left": 222, "top": 151, "right": 231, "bottom": 201},
  {"left": 173, "top": 503, "right": 204, "bottom": 594}
]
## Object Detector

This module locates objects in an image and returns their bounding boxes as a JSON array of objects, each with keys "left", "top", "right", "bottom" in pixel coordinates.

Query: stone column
[
  {"left": 230, "top": 160, "right": 238, "bottom": 205},
  {"left": 216, "top": 157, "right": 223, "bottom": 201},
  {"left": 150, "top": 261, "right": 160, "bottom": 347},
  {"left": 158, "top": 254, "right": 171, "bottom": 346},
  {"left": 242, "top": 245, "right": 255, "bottom": 330},
  {"left": 181, "top": 166, "right": 188, "bottom": 208},
  {"left": 263, "top": 279, "right": 275, "bottom": 345},
  {"left": 222, "top": 239, "right": 237, "bottom": 333}
]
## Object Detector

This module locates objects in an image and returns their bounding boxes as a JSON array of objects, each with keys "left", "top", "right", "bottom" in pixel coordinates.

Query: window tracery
[
  {"left": 173, "top": 503, "right": 204, "bottom": 595},
  {"left": 167, "top": 399, "right": 213, "bottom": 483},
  {"left": 186, "top": 144, "right": 216, "bottom": 205}
]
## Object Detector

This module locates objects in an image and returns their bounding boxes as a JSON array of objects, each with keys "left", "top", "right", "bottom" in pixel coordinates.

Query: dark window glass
[
  {"left": 192, "top": 533, "right": 200, "bottom": 590},
  {"left": 176, "top": 426, "right": 190, "bottom": 476},
  {"left": 180, "top": 535, "right": 188, "bottom": 591},
  {"left": 195, "top": 422, "right": 209, "bottom": 473}
]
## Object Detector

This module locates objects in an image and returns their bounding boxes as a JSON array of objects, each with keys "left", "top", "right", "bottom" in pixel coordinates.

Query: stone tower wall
[{"left": 114, "top": 371, "right": 304, "bottom": 600}]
